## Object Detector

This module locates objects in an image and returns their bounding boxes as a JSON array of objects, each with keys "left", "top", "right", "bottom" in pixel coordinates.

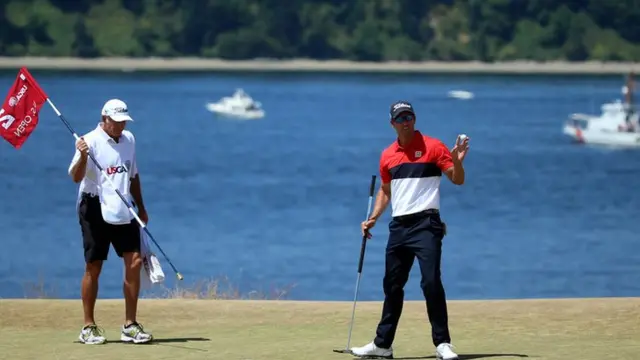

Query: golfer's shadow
[
  {"left": 74, "top": 337, "right": 211, "bottom": 350},
  {"left": 390, "top": 354, "right": 529, "bottom": 360},
  {"left": 71, "top": 336, "right": 209, "bottom": 344},
  {"left": 117, "top": 337, "right": 211, "bottom": 351},
  {"left": 128, "top": 336, "right": 210, "bottom": 344}
]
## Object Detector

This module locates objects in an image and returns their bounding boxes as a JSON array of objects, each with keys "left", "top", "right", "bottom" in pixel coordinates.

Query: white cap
[{"left": 101, "top": 99, "right": 133, "bottom": 122}]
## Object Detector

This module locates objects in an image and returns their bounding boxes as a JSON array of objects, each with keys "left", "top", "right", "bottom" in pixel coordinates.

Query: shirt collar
[
  {"left": 95, "top": 124, "right": 119, "bottom": 143},
  {"left": 394, "top": 130, "right": 421, "bottom": 151}
]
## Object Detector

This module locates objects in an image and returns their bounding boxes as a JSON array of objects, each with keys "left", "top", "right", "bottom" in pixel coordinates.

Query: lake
[{"left": 0, "top": 70, "right": 638, "bottom": 301}]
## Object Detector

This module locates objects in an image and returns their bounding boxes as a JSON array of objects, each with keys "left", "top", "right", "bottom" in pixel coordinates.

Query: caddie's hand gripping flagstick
[
  {"left": 334, "top": 174, "right": 377, "bottom": 354},
  {"left": 0, "top": 67, "right": 184, "bottom": 281}
]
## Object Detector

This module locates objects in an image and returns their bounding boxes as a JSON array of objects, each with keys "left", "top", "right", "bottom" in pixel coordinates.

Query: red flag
[{"left": 0, "top": 67, "right": 48, "bottom": 149}]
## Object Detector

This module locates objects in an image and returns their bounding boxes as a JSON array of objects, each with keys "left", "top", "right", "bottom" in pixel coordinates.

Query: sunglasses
[{"left": 393, "top": 114, "right": 415, "bottom": 123}]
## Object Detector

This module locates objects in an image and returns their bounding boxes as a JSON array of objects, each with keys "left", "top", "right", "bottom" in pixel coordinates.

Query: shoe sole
[
  {"left": 78, "top": 336, "right": 106, "bottom": 345},
  {"left": 120, "top": 334, "right": 153, "bottom": 344},
  {"left": 351, "top": 354, "right": 393, "bottom": 359},
  {"left": 436, "top": 356, "right": 458, "bottom": 360}
]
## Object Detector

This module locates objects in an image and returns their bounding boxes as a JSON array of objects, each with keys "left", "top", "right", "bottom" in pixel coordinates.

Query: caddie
[{"left": 68, "top": 98, "right": 153, "bottom": 345}]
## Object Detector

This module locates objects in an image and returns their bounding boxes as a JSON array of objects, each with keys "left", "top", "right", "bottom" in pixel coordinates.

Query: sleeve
[
  {"left": 379, "top": 152, "right": 392, "bottom": 184},
  {"left": 130, "top": 152, "right": 138, "bottom": 178},
  {"left": 68, "top": 136, "right": 99, "bottom": 182},
  {"left": 127, "top": 132, "right": 138, "bottom": 178},
  {"left": 68, "top": 149, "right": 82, "bottom": 176},
  {"left": 436, "top": 141, "right": 454, "bottom": 171}
]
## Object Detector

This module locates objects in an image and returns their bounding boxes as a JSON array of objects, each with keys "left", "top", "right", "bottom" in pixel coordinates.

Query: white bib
[
  {"left": 69, "top": 125, "right": 139, "bottom": 225},
  {"left": 98, "top": 149, "right": 135, "bottom": 225}
]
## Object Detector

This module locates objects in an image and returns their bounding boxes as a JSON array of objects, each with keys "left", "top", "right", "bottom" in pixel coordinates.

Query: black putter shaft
[{"left": 335, "top": 174, "right": 377, "bottom": 353}]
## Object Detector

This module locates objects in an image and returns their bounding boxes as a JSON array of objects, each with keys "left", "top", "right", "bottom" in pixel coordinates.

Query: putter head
[{"left": 333, "top": 349, "right": 352, "bottom": 354}]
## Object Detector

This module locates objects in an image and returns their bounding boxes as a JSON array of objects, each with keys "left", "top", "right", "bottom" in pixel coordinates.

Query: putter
[{"left": 334, "top": 174, "right": 377, "bottom": 354}]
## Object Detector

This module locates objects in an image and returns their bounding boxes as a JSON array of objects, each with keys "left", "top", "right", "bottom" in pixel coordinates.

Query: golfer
[
  {"left": 68, "top": 99, "right": 153, "bottom": 345},
  {"left": 350, "top": 101, "right": 469, "bottom": 360}
]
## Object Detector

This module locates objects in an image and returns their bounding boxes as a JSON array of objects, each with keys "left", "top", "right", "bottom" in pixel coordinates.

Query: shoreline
[{"left": 0, "top": 57, "right": 638, "bottom": 74}]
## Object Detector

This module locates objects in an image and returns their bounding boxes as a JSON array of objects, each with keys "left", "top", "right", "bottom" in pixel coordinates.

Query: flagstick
[{"left": 45, "top": 98, "right": 184, "bottom": 281}]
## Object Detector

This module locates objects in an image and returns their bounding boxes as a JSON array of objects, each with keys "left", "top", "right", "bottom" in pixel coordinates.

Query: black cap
[{"left": 389, "top": 100, "right": 415, "bottom": 120}]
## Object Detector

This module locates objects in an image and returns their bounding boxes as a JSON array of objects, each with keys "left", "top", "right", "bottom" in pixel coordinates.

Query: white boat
[
  {"left": 205, "top": 88, "right": 265, "bottom": 120},
  {"left": 447, "top": 90, "right": 474, "bottom": 100},
  {"left": 563, "top": 100, "right": 640, "bottom": 148}
]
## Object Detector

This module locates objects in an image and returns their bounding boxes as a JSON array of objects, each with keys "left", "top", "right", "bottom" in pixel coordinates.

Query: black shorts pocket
[{"left": 428, "top": 215, "right": 446, "bottom": 237}]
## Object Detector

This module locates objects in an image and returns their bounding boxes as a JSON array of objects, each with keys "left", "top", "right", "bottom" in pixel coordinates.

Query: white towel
[{"left": 140, "top": 226, "right": 165, "bottom": 289}]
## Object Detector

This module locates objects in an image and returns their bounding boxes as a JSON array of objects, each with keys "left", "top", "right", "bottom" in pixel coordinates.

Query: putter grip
[
  {"left": 369, "top": 175, "right": 376, "bottom": 196},
  {"left": 357, "top": 175, "right": 377, "bottom": 274}
]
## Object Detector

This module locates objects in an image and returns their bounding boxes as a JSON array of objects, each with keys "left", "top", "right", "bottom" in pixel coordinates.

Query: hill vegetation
[{"left": 0, "top": 0, "right": 639, "bottom": 62}]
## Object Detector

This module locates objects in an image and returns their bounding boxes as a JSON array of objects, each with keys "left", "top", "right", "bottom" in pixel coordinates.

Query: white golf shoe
[
  {"left": 436, "top": 343, "right": 458, "bottom": 360},
  {"left": 350, "top": 341, "right": 393, "bottom": 359},
  {"left": 78, "top": 324, "right": 106, "bottom": 344},
  {"left": 120, "top": 321, "right": 153, "bottom": 344}
]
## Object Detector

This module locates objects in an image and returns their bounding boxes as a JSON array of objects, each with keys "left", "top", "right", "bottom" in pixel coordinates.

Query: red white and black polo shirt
[{"left": 379, "top": 130, "right": 454, "bottom": 217}]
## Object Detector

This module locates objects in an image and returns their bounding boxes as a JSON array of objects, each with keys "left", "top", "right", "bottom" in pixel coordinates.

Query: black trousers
[{"left": 373, "top": 209, "right": 451, "bottom": 348}]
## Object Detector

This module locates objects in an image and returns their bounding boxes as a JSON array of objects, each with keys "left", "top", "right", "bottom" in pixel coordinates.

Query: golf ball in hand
[{"left": 459, "top": 134, "right": 467, "bottom": 141}]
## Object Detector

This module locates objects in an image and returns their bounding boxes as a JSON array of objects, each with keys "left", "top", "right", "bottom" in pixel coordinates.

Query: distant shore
[{"left": 0, "top": 57, "right": 638, "bottom": 74}]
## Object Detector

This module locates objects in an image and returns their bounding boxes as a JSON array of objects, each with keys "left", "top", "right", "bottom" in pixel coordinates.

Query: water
[{"left": 0, "top": 70, "right": 638, "bottom": 301}]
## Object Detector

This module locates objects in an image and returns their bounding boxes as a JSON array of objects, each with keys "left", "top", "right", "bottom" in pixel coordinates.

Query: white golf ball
[{"left": 459, "top": 134, "right": 467, "bottom": 141}]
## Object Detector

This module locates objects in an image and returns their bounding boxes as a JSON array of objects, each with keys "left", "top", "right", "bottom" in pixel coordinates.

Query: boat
[
  {"left": 447, "top": 90, "right": 474, "bottom": 100},
  {"left": 205, "top": 88, "right": 265, "bottom": 120},
  {"left": 562, "top": 100, "right": 640, "bottom": 148}
]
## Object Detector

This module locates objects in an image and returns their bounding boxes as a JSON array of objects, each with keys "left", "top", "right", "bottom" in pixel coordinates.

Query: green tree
[{"left": 0, "top": 0, "right": 638, "bottom": 62}]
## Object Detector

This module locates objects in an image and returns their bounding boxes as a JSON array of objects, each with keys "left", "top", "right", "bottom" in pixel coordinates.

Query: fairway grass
[{"left": 1, "top": 298, "right": 639, "bottom": 360}]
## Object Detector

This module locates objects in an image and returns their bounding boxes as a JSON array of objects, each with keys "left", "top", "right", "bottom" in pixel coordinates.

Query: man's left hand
[
  {"left": 138, "top": 208, "right": 149, "bottom": 224},
  {"left": 451, "top": 135, "right": 470, "bottom": 163}
]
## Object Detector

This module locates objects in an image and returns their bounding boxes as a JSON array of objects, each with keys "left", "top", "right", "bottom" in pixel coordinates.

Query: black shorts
[{"left": 78, "top": 193, "right": 141, "bottom": 263}]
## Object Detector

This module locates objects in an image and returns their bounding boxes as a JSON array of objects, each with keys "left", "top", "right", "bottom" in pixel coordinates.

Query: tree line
[{"left": 0, "top": 0, "right": 638, "bottom": 62}]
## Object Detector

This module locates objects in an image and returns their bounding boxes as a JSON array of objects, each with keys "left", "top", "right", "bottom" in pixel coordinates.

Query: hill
[{"left": 1, "top": 0, "right": 639, "bottom": 62}]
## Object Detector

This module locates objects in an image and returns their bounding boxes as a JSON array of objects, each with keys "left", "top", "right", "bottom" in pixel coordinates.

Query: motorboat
[
  {"left": 447, "top": 90, "right": 474, "bottom": 100},
  {"left": 562, "top": 100, "right": 640, "bottom": 148},
  {"left": 205, "top": 88, "right": 265, "bottom": 120}
]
